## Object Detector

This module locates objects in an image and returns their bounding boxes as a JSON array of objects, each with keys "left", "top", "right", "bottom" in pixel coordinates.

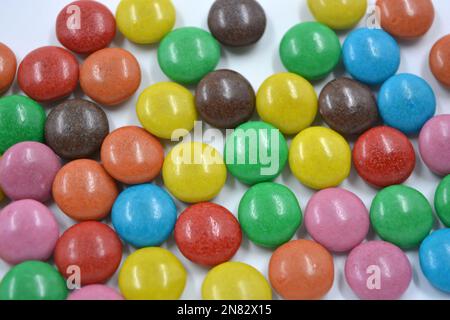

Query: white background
[{"left": 1, "top": 0, "right": 450, "bottom": 300}]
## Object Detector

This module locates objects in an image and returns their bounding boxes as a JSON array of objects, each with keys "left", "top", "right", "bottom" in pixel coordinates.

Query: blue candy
[
  {"left": 112, "top": 184, "right": 177, "bottom": 248},
  {"left": 343, "top": 28, "right": 400, "bottom": 85}
]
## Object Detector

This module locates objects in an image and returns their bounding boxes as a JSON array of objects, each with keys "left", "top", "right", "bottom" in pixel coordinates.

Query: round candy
[
  {"left": 377, "top": 0, "right": 434, "bottom": 38},
  {"left": 101, "top": 126, "right": 164, "bottom": 184},
  {"left": 224, "top": 121, "right": 288, "bottom": 185},
  {"left": 0, "top": 142, "right": 61, "bottom": 202},
  {"left": 345, "top": 241, "right": 412, "bottom": 300},
  {"left": 52, "top": 159, "right": 118, "bottom": 221},
  {"left": 158, "top": 27, "right": 221, "bottom": 84},
  {"left": 80, "top": 48, "right": 141, "bottom": 106},
  {"left": 0, "top": 42, "right": 16, "bottom": 94},
  {"left": 163, "top": 142, "right": 227, "bottom": 203},
  {"left": 68, "top": 285, "right": 124, "bottom": 300},
  {"left": 119, "top": 247, "right": 187, "bottom": 300},
  {"left": 0, "top": 261, "right": 67, "bottom": 300},
  {"left": 116, "top": 0, "right": 176, "bottom": 44},
  {"left": 112, "top": 184, "right": 177, "bottom": 248},
  {"left": 174, "top": 202, "right": 242, "bottom": 266},
  {"left": 370, "top": 185, "right": 434, "bottom": 249},
  {"left": 430, "top": 35, "right": 450, "bottom": 87},
  {"left": 379, "top": 73, "right": 436, "bottom": 135},
  {"left": 18, "top": 46, "right": 79, "bottom": 102},
  {"left": 208, "top": 0, "right": 266, "bottom": 47},
  {"left": 0, "top": 95, "right": 46, "bottom": 154},
  {"left": 420, "top": 115, "right": 450, "bottom": 175},
  {"left": 238, "top": 182, "right": 302, "bottom": 248},
  {"left": 280, "top": 22, "right": 340, "bottom": 81},
  {"left": 342, "top": 28, "right": 400, "bottom": 85},
  {"left": 353, "top": 126, "right": 416, "bottom": 188},
  {"left": 202, "top": 262, "right": 272, "bottom": 300},
  {"left": 45, "top": 99, "right": 109, "bottom": 160},
  {"left": 319, "top": 77, "right": 378, "bottom": 136},
  {"left": 289, "top": 127, "right": 351, "bottom": 190},
  {"left": 0, "top": 200, "right": 59, "bottom": 265},
  {"left": 56, "top": 0, "right": 116, "bottom": 54},
  {"left": 269, "top": 240, "right": 334, "bottom": 300},
  {"left": 305, "top": 188, "right": 369, "bottom": 253},
  {"left": 307, "top": 0, "right": 367, "bottom": 30},
  {"left": 196, "top": 69, "right": 255, "bottom": 129},
  {"left": 137, "top": 82, "right": 197, "bottom": 140},
  {"left": 435, "top": 175, "right": 450, "bottom": 227},
  {"left": 256, "top": 73, "right": 318, "bottom": 135}
]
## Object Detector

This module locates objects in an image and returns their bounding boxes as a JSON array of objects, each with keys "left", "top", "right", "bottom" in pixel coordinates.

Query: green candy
[
  {"left": 158, "top": 27, "right": 221, "bottom": 84},
  {"left": 0, "top": 95, "right": 46, "bottom": 154},
  {"left": 0, "top": 261, "right": 68, "bottom": 300},
  {"left": 370, "top": 185, "right": 434, "bottom": 249},
  {"left": 435, "top": 175, "right": 450, "bottom": 227},
  {"left": 224, "top": 121, "right": 288, "bottom": 185},
  {"left": 279, "top": 22, "right": 341, "bottom": 80},
  {"left": 238, "top": 182, "right": 302, "bottom": 248}
]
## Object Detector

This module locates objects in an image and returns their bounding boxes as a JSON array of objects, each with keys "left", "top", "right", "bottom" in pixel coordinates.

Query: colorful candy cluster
[{"left": 0, "top": 0, "right": 450, "bottom": 301}]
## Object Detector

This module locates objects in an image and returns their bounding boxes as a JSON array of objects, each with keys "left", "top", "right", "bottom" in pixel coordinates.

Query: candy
[
  {"left": 80, "top": 48, "right": 141, "bottom": 106},
  {"left": 370, "top": 185, "right": 434, "bottom": 249},
  {"left": 101, "top": 126, "right": 164, "bottom": 184},
  {"left": 0, "top": 142, "right": 61, "bottom": 202},
  {"left": 18, "top": 46, "right": 79, "bottom": 102},
  {"left": 289, "top": 127, "right": 351, "bottom": 190},
  {"left": 0, "top": 261, "right": 67, "bottom": 300},
  {"left": 430, "top": 35, "right": 450, "bottom": 87},
  {"left": 269, "top": 240, "right": 334, "bottom": 300},
  {"left": 345, "top": 241, "right": 412, "bottom": 300},
  {"left": 68, "top": 285, "right": 124, "bottom": 300},
  {"left": 196, "top": 69, "right": 255, "bottom": 129},
  {"left": 224, "top": 121, "right": 288, "bottom": 185},
  {"left": 435, "top": 175, "right": 450, "bottom": 227},
  {"left": 378, "top": 74, "right": 436, "bottom": 135},
  {"left": 208, "top": 0, "right": 266, "bottom": 47},
  {"left": 0, "top": 95, "right": 45, "bottom": 154},
  {"left": 238, "top": 182, "right": 302, "bottom": 248},
  {"left": 52, "top": 159, "right": 118, "bottom": 221},
  {"left": 56, "top": 0, "right": 116, "bottom": 54},
  {"left": 163, "top": 142, "right": 227, "bottom": 203},
  {"left": 116, "top": 0, "right": 175, "bottom": 44},
  {"left": 0, "top": 43, "right": 16, "bottom": 94},
  {"left": 119, "top": 247, "right": 187, "bottom": 300},
  {"left": 256, "top": 73, "right": 318, "bottom": 135},
  {"left": 353, "top": 126, "right": 416, "bottom": 188},
  {"left": 158, "top": 27, "right": 221, "bottom": 84},
  {"left": 419, "top": 115, "right": 450, "bottom": 175},
  {"left": 202, "top": 262, "right": 272, "bottom": 300},
  {"left": 0, "top": 200, "right": 59, "bottom": 265},
  {"left": 137, "top": 82, "right": 197, "bottom": 140},
  {"left": 174, "top": 202, "right": 242, "bottom": 266},
  {"left": 342, "top": 28, "right": 400, "bottom": 85},
  {"left": 45, "top": 99, "right": 109, "bottom": 160},
  {"left": 307, "top": 0, "right": 367, "bottom": 30},
  {"left": 319, "top": 77, "right": 378, "bottom": 136},
  {"left": 112, "top": 184, "right": 177, "bottom": 248},
  {"left": 280, "top": 22, "right": 341, "bottom": 80}
]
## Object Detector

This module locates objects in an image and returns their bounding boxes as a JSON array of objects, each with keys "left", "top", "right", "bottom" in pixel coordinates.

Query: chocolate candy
[
  {"left": 0, "top": 43, "right": 16, "bottom": 94},
  {"left": 208, "top": 0, "right": 266, "bottom": 47},
  {"left": 435, "top": 175, "right": 450, "bottom": 227},
  {"left": 196, "top": 69, "right": 255, "bottom": 129},
  {"left": 68, "top": 285, "right": 124, "bottom": 300},
  {"left": 307, "top": 0, "right": 367, "bottom": 30},
  {"left": 45, "top": 99, "right": 109, "bottom": 160},
  {"left": 430, "top": 35, "right": 450, "bottom": 87}
]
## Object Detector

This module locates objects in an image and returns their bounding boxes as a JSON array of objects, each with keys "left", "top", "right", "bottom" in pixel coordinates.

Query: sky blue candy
[
  {"left": 112, "top": 184, "right": 177, "bottom": 248},
  {"left": 343, "top": 28, "right": 400, "bottom": 85},
  {"left": 378, "top": 73, "right": 436, "bottom": 135},
  {"left": 419, "top": 229, "right": 450, "bottom": 293}
]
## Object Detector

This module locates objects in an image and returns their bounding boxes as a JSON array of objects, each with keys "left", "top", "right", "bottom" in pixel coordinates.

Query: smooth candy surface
[
  {"left": 430, "top": 35, "right": 450, "bottom": 87},
  {"left": 0, "top": 42, "right": 16, "bottom": 94},
  {"left": 68, "top": 285, "right": 124, "bottom": 300},
  {"left": 435, "top": 175, "right": 450, "bottom": 227},
  {"left": 307, "top": 0, "right": 367, "bottom": 30}
]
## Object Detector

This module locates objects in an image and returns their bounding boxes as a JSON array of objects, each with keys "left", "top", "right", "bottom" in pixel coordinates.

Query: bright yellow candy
[
  {"left": 289, "top": 127, "right": 351, "bottom": 190},
  {"left": 202, "top": 262, "right": 272, "bottom": 300},
  {"left": 307, "top": 0, "right": 367, "bottom": 30},
  {"left": 137, "top": 82, "right": 197, "bottom": 140},
  {"left": 256, "top": 73, "right": 318, "bottom": 135},
  {"left": 116, "top": 0, "right": 176, "bottom": 44},
  {"left": 118, "top": 247, "right": 187, "bottom": 300},
  {"left": 163, "top": 142, "right": 227, "bottom": 203}
]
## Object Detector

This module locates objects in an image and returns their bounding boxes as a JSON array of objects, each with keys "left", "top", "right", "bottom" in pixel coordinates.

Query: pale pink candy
[{"left": 68, "top": 285, "right": 124, "bottom": 300}]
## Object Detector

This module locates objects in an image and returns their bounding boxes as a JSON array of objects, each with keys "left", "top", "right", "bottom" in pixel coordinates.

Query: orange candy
[
  {"left": 430, "top": 35, "right": 450, "bottom": 87},
  {"left": 0, "top": 43, "right": 16, "bottom": 94}
]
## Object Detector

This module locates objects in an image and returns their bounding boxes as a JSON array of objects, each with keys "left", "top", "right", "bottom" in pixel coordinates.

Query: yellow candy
[
  {"left": 202, "top": 262, "right": 272, "bottom": 300},
  {"left": 137, "top": 82, "right": 197, "bottom": 140},
  {"left": 116, "top": 0, "right": 176, "bottom": 44},
  {"left": 307, "top": 0, "right": 367, "bottom": 30},
  {"left": 118, "top": 247, "right": 187, "bottom": 300},
  {"left": 289, "top": 127, "right": 351, "bottom": 190},
  {"left": 256, "top": 73, "right": 318, "bottom": 135}
]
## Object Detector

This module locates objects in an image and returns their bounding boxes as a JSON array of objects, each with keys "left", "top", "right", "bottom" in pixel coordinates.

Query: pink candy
[{"left": 68, "top": 285, "right": 124, "bottom": 300}]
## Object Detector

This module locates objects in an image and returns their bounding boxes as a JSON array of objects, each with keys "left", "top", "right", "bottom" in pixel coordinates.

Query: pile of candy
[{"left": 0, "top": 0, "right": 450, "bottom": 300}]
